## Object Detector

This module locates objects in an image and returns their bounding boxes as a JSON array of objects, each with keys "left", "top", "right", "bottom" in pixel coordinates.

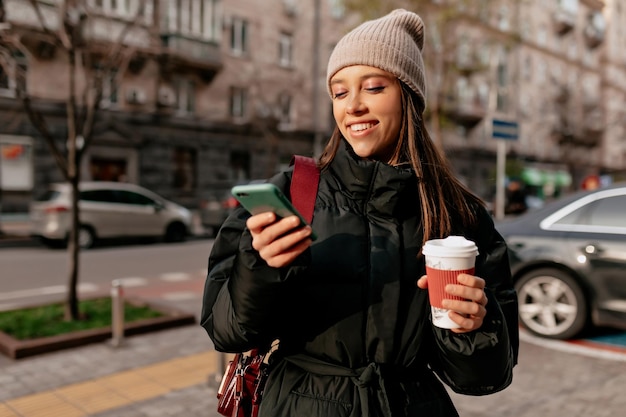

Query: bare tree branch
[
  {"left": 27, "top": 0, "right": 59, "bottom": 45},
  {"left": 20, "top": 94, "right": 69, "bottom": 179},
  {"left": 82, "top": 0, "right": 147, "bottom": 151}
]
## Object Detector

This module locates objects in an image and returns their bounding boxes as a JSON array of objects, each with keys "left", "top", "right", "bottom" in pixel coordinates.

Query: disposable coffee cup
[{"left": 422, "top": 236, "right": 479, "bottom": 329}]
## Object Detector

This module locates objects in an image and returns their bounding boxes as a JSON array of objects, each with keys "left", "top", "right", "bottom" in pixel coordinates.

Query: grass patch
[{"left": 0, "top": 298, "right": 164, "bottom": 340}]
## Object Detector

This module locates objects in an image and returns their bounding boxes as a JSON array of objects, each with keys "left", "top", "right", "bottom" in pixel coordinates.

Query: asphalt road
[{"left": 0, "top": 238, "right": 213, "bottom": 310}]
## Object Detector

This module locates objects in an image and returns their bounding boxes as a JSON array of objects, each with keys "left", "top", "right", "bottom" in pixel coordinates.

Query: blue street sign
[{"left": 492, "top": 119, "right": 519, "bottom": 140}]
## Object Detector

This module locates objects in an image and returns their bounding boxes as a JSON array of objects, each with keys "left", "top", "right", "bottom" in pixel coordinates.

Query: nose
[{"left": 346, "top": 93, "right": 366, "bottom": 114}]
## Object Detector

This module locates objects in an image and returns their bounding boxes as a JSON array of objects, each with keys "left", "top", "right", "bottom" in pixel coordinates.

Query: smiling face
[{"left": 330, "top": 65, "right": 403, "bottom": 162}]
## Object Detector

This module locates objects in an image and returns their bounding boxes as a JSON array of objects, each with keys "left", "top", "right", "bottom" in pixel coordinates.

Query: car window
[
  {"left": 116, "top": 190, "right": 156, "bottom": 206},
  {"left": 585, "top": 195, "right": 626, "bottom": 228},
  {"left": 553, "top": 194, "right": 626, "bottom": 228},
  {"left": 35, "top": 189, "right": 61, "bottom": 202},
  {"left": 80, "top": 189, "right": 118, "bottom": 203},
  {"left": 552, "top": 205, "right": 586, "bottom": 226}
]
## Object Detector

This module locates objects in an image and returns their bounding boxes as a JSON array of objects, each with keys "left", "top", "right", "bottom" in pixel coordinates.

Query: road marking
[
  {"left": 0, "top": 283, "right": 99, "bottom": 301},
  {"left": 520, "top": 329, "right": 626, "bottom": 362},
  {"left": 161, "top": 291, "right": 198, "bottom": 301},
  {"left": 160, "top": 272, "right": 191, "bottom": 282},
  {"left": 116, "top": 277, "right": 149, "bottom": 287}
]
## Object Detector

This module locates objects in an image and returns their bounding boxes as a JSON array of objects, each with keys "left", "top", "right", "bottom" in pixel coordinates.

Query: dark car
[
  {"left": 199, "top": 180, "right": 267, "bottom": 236},
  {"left": 496, "top": 182, "right": 626, "bottom": 340}
]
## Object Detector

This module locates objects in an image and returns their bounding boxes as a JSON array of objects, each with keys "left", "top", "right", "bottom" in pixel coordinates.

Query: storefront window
[{"left": 172, "top": 147, "right": 197, "bottom": 192}]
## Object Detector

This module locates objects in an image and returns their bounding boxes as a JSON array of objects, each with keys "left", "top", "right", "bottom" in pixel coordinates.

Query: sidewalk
[
  {"left": 0, "top": 325, "right": 225, "bottom": 417},
  {"left": 0, "top": 213, "right": 33, "bottom": 247}
]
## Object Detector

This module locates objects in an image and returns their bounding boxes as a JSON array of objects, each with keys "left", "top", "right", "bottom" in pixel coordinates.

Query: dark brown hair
[{"left": 319, "top": 81, "right": 484, "bottom": 245}]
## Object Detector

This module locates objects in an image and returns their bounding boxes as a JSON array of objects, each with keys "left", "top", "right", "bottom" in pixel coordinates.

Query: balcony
[
  {"left": 159, "top": 33, "right": 223, "bottom": 82},
  {"left": 583, "top": 107, "right": 604, "bottom": 136},
  {"left": 553, "top": 8, "right": 576, "bottom": 35},
  {"left": 442, "top": 92, "right": 487, "bottom": 128},
  {"left": 583, "top": 13, "right": 605, "bottom": 49}
]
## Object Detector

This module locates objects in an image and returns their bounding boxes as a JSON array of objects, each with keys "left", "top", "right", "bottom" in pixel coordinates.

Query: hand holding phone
[{"left": 231, "top": 183, "right": 317, "bottom": 241}]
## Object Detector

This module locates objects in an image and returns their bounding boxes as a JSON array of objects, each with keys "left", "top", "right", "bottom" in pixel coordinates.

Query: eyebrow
[{"left": 330, "top": 72, "right": 395, "bottom": 87}]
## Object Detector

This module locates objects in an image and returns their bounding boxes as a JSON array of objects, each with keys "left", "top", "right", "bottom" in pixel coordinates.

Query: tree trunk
[{"left": 64, "top": 44, "right": 81, "bottom": 321}]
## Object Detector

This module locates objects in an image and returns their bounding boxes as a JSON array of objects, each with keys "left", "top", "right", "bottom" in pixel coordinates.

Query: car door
[
  {"left": 79, "top": 189, "right": 125, "bottom": 238},
  {"left": 114, "top": 190, "right": 164, "bottom": 237},
  {"left": 558, "top": 193, "right": 626, "bottom": 317}
]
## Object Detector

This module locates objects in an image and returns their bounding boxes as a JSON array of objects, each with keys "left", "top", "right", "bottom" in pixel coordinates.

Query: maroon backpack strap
[{"left": 289, "top": 155, "right": 320, "bottom": 224}]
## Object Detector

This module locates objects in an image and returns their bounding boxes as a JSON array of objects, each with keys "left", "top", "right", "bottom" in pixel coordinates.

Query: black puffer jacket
[{"left": 201, "top": 141, "right": 518, "bottom": 417}]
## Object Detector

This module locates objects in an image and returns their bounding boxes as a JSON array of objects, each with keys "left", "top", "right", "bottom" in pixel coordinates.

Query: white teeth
[{"left": 350, "top": 123, "right": 374, "bottom": 131}]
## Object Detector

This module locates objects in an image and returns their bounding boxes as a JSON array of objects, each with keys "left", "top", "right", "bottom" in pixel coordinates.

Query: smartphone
[{"left": 231, "top": 183, "right": 317, "bottom": 241}]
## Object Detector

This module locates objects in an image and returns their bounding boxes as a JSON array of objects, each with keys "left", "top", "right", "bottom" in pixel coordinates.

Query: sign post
[{"left": 492, "top": 119, "right": 519, "bottom": 220}]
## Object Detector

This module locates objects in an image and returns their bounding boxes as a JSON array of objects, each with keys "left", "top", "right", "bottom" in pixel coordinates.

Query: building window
[
  {"left": 166, "top": 0, "right": 220, "bottom": 40},
  {"left": 88, "top": 0, "right": 150, "bottom": 18},
  {"left": 477, "top": 0, "right": 490, "bottom": 22},
  {"left": 100, "top": 69, "right": 119, "bottom": 108},
  {"left": 229, "top": 150, "right": 250, "bottom": 181},
  {"left": 496, "top": 54, "right": 508, "bottom": 112},
  {"left": 497, "top": 5, "right": 510, "bottom": 31},
  {"left": 229, "top": 86, "right": 247, "bottom": 119},
  {"left": 522, "top": 55, "right": 532, "bottom": 81},
  {"left": 0, "top": 63, "right": 11, "bottom": 96},
  {"left": 279, "top": 32, "right": 293, "bottom": 67},
  {"left": 230, "top": 17, "right": 248, "bottom": 56},
  {"left": 537, "top": 24, "right": 547, "bottom": 46},
  {"left": 277, "top": 92, "right": 292, "bottom": 129},
  {"left": 172, "top": 147, "right": 197, "bottom": 192},
  {"left": 0, "top": 54, "right": 27, "bottom": 98},
  {"left": 559, "top": 0, "right": 579, "bottom": 14},
  {"left": 175, "top": 77, "right": 195, "bottom": 114},
  {"left": 328, "top": 0, "right": 345, "bottom": 19},
  {"left": 90, "top": 157, "right": 128, "bottom": 182}
]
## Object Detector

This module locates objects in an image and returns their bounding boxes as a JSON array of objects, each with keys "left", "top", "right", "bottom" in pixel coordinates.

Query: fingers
[
  {"left": 445, "top": 274, "right": 487, "bottom": 307},
  {"left": 246, "top": 213, "right": 314, "bottom": 268},
  {"left": 261, "top": 238, "right": 312, "bottom": 268},
  {"left": 442, "top": 274, "right": 488, "bottom": 333},
  {"left": 417, "top": 275, "right": 428, "bottom": 289}
]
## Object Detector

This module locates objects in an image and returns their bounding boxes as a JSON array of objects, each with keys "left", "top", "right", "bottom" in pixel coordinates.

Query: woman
[{"left": 202, "top": 9, "right": 518, "bottom": 417}]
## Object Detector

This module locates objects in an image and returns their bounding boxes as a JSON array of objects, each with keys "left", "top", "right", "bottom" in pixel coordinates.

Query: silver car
[{"left": 30, "top": 181, "right": 192, "bottom": 249}]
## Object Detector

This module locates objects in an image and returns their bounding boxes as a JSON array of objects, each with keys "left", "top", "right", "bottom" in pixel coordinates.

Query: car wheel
[
  {"left": 78, "top": 226, "right": 96, "bottom": 249},
  {"left": 515, "top": 268, "right": 588, "bottom": 340},
  {"left": 165, "top": 222, "right": 187, "bottom": 243}
]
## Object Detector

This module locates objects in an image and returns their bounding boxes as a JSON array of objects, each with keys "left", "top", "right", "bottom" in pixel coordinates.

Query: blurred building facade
[
  {"left": 0, "top": 0, "right": 351, "bottom": 211},
  {"left": 391, "top": 0, "right": 626, "bottom": 200},
  {"left": 0, "top": 0, "right": 625, "bottom": 212}
]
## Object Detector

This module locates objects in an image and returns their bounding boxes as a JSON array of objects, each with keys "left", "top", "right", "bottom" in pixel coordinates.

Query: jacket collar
[{"left": 329, "top": 139, "right": 417, "bottom": 218}]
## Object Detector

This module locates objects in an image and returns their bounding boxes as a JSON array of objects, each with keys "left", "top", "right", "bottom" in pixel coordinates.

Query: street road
[{"left": 0, "top": 239, "right": 214, "bottom": 311}]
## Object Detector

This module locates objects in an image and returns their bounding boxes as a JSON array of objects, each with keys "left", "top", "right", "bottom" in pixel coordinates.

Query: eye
[
  {"left": 332, "top": 90, "right": 347, "bottom": 99},
  {"left": 365, "top": 86, "right": 385, "bottom": 93}
]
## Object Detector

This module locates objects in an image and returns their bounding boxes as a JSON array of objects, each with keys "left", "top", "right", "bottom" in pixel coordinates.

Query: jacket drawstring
[
  {"left": 350, "top": 362, "right": 393, "bottom": 417},
  {"left": 284, "top": 354, "right": 423, "bottom": 417}
]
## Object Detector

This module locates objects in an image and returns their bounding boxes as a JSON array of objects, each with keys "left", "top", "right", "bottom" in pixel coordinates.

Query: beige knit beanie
[{"left": 327, "top": 9, "right": 426, "bottom": 109}]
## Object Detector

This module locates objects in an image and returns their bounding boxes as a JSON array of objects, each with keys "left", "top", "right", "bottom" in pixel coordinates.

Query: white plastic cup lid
[{"left": 422, "top": 236, "right": 479, "bottom": 258}]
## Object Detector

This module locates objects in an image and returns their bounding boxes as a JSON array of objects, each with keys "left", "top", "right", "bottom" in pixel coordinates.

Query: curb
[
  {"left": 0, "top": 297, "right": 197, "bottom": 360},
  {"left": 0, "top": 236, "right": 39, "bottom": 249}
]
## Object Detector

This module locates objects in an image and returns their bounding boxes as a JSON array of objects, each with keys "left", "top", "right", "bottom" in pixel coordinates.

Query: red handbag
[
  {"left": 216, "top": 156, "right": 320, "bottom": 417},
  {"left": 217, "top": 349, "right": 269, "bottom": 417}
]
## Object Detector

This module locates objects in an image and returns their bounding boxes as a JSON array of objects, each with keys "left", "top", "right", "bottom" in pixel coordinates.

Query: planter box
[{"left": 0, "top": 298, "right": 197, "bottom": 359}]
